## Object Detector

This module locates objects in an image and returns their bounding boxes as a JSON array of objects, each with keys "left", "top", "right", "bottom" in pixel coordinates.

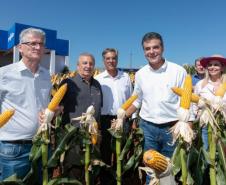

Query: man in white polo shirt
[
  {"left": 95, "top": 48, "right": 133, "bottom": 185},
  {"left": 126, "top": 32, "right": 187, "bottom": 185}
]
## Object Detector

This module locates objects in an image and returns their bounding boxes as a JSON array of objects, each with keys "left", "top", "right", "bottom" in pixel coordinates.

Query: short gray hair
[
  {"left": 19, "top": 27, "right": 46, "bottom": 44},
  {"left": 77, "top": 52, "right": 95, "bottom": 65}
]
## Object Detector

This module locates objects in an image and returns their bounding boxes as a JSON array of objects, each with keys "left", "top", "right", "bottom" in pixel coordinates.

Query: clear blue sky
[{"left": 0, "top": 0, "right": 226, "bottom": 70}]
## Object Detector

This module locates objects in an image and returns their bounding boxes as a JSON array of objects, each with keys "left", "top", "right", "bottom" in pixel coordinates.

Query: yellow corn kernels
[
  {"left": 215, "top": 82, "right": 226, "bottom": 97},
  {"left": 48, "top": 84, "right": 67, "bottom": 112},
  {"left": 180, "top": 75, "right": 192, "bottom": 109},
  {"left": 191, "top": 94, "right": 200, "bottom": 103},
  {"left": 121, "top": 94, "right": 138, "bottom": 110},
  {"left": 0, "top": 109, "right": 15, "bottom": 128},
  {"left": 143, "top": 150, "right": 168, "bottom": 172},
  {"left": 172, "top": 87, "right": 200, "bottom": 103},
  {"left": 91, "top": 121, "right": 98, "bottom": 145}
]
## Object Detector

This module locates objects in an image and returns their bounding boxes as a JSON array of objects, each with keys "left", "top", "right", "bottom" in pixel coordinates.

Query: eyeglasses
[{"left": 21, "top": 42, "right": 45, "bottom": 48}]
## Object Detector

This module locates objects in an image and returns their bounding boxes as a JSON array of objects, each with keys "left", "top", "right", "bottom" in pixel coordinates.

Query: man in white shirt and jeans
[
  {"left": 95, "top": 48, "right": 133, "bottom": 185},
  {"left": 126, "top": 32, "right": 187, "bottom": 184},
  {"left": 0, "top": 28, "right": 51, "bottom": 181}
]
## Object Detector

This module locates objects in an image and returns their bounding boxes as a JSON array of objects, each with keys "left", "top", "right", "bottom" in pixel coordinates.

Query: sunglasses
[{"left": 207, "top": 63, "right": 222, "bottom": 67}]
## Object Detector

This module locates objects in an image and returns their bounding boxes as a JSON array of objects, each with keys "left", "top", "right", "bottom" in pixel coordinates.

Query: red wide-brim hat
[{"left": 200, "top": 54, "right": 226, "bottom": 68}]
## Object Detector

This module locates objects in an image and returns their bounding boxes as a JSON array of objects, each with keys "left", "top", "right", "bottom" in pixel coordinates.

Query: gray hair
[
  {"left": 19, "top": 27, "right": 46, "bottom": 44},
  {"left": 77, "top": 52, "right": 95, "bottom": 65}
]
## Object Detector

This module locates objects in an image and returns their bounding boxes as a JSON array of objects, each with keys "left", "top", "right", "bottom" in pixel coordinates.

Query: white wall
[{"left": 41, "top": 53, "right": 67, "bottom": 73}]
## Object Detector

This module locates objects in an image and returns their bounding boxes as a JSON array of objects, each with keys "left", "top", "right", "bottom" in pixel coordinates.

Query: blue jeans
[
  {"left": 139, "top": 119, "right": 176, "bottom": 185},
  {"left": 0, "top": 141, "right": 32, "bottom": 180},
  {"left": 202, "top": 126, "right": 209, "bottom": 150},
  {"left": 139, "top": 119, "right": 176, "bottom": 157}
]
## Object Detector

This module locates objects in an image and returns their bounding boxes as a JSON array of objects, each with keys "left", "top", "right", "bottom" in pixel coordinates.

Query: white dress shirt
[
  {"left": 133, "top": 60, "right": 187, "bottom": 124},
  {"left": 0, "top": 61, "right": 51, "bottom": 140},
  {"left": 95, "top": 70, "right": 133, "bottom": 115}
]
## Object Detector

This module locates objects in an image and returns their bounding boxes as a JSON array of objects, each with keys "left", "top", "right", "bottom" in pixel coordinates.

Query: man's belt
[
  {"left": 1, "top": 140, "right": 32, "bottom": 144},
  {"left": 101, "top": 115, "right": 117, "bottom": 119}
]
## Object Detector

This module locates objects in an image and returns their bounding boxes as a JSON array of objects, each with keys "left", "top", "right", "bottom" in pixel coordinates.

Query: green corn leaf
[
  {"left": 122, "top": 155, "right": 135, "bottom": 173},
  {"left": 187, "top": 147, "right": 204, "bottom": 184},
  {"left": 29, "top": 142, "right": 40, "bottom": 161},
  {"left": 216, "top": 140, "right": 226, "bottom": 177},
  {"left": 108, "top": 128, "right": 122, "bottom": 139},
  {"left": 0, "top": 181, "right": 25, "bottom": 185},
  {"left": 119, "top": 134, "right": 133, "bottom": 160},
  {"left": 186, "top": 171, "right": 194, "bottom": 185},
  {"left": 180, "top": 147, "right": 188, "bottom": 185},
  {"left": 133, "top": 145, "right": 143, "bottom": 170},
  {"left": 47, "top": 125, "right": 78, "bottom": 167},
  {"left": 23, "top": 145, "right": 42, "bottom": 183},
  {"left": 216, "top": 164, "right": 226, "bottom": 185},
  {"left": 171, "top": 141, "right": 182, "bottom": 175},
  {"left": 201, "top": 147, "right": 211, "bottom": 165},
  {"left": 47, "top": 177, "right": 82, "bottom": 185},
  {"left": 55, "top": 115, "right": 62, "bottom": 128},
  {"left": 0, "top": 175, "right": 25, "bottom": 185}
]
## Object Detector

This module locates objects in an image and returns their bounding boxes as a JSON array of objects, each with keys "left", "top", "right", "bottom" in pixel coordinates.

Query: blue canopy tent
[{"left": 0, "top": 23, "right": 69, "bottom": 74}]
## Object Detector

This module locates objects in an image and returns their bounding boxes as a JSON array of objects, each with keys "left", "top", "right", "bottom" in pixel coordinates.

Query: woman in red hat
[{"left": 193, "top": 54, "right": 226, "bottom": 150}]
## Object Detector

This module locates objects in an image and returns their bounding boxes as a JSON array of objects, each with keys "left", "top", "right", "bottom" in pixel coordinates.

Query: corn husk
[{"left": 169, "top": 107, "right": 194, "bottom": 145}]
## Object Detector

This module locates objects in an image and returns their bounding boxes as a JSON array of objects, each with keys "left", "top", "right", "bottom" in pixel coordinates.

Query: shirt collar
[
  {"left": 77, "top": 73, "right": 93, "bottom": 84},
  {"left": 148, "top": 59, "right": 167, "bottom": 73},
  {"left": 102, "top": 69, "right": 123, "bottom": 79},
  {"left": 16, "top": 60, "right": 28, "bottom": 72},
  {"left": 194, "top": 74, "right": 203, "bottom": 80},
  {"left": 16, "top": 59, "right": 44, "bottom": 75}
]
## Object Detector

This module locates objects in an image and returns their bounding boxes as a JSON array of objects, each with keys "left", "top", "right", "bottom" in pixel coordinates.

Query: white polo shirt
[
  {"left": 133, "top": 60, "right": 187, "bottom": 124},
  {"left": 95, "top": 70, "right": 133, "bottom": 115}
]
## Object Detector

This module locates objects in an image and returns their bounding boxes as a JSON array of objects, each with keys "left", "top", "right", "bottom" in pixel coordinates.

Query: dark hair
[
  {"left": 141, "top": 32, "right": 164, "bottom": 48},
  {"left": 102, "top": 48, "right": 118, "bottom": 60}
]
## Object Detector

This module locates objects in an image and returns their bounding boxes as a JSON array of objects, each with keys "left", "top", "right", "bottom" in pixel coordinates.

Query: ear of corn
[
  {"left": 172, "top": 87, "right": 183, "bottom": 96},
  {"left": 121, "top": 94, "right": 138, "bottom": 110},
  {"left": 91, "top": 121, "right": 98, "bottom": 145},
  {"left": 215, "top": 82, "right": 226, "bottom": 97},
  {"left": 180, "top": 75, "right": 192, "bottom": 109},
  {"left": 191, "top": 94, "right": 200, "bottom": 103},
  {"left": 51, "top": 88, "right": 57, "bottom": 97},
  {"left": 0, "top": 109, "right": 15, "bottom": 128},
  {"left": 143, "top": 150, "right": 168, "bottom": 172},
  {"left": 48, "top": 84, "right": 67, "bottom": 112},
  {"left": 172, "top": 84, "right": 200, "bottom": 104}
]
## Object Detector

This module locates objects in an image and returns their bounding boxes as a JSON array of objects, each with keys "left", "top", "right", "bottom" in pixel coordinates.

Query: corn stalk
[
  {"left": 180, "top": 147, "right": 187, "bottom": 185},
  {"left": 116, "top": 137, "right": 122, "bottom": 185},
  {"left": 71, "top": 105, "right": 99, "bottom": 185},
  {"left": 85, "top": 142, "right": 90, "bottom": 185},
  {"left": 42, "top": 127, "right": 49, "bottom": 185},
  {"left": 208, "top": 123, "right": 216, "bottom": 185},
  {"left": 42, "top": 84, "right": 67, "bottom": 185}
]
